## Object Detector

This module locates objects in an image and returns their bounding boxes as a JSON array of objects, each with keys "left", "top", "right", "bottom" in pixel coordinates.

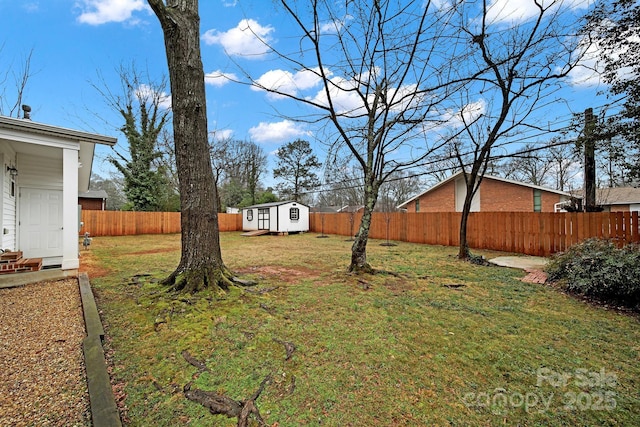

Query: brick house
[
  {"left": 79, "top": 190, "right": 108, "bottom": 211},
  {"left": 397, "top": 171, "right": 572, "bottom": 213},
  {"left": 596, "top": 187, "right": 640, "bottom": 213}
]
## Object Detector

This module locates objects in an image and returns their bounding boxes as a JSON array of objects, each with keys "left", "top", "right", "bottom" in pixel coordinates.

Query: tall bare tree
[
  {"left": 448, "top": 0, "right": 588, "bottom": 260},
  {"left": 248, "top": 0, "right": 464, "bottom": 272},
  {"left": 210, "top": 138, "right": 269, "bottom": 210},
  {"left": 93, "top": 65, "right": 172, "bottom": 211},
  {"left": 0, "top": 45, "right": 34, "bottom": 117},
  {"left": 501, "top": 143, "right": 554, "bottom": 187},
  {"left": 147, "top": 0, "right": 233, "bottom": 292}
]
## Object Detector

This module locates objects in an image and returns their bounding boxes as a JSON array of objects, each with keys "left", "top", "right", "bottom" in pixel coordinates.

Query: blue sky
[{"left": 0, "top": 0, "right": 611, "bottom": 183}]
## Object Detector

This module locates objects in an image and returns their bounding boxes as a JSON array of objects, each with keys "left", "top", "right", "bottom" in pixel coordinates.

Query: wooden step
[
  {"left": 0, "top": 255, "right": 43, "bottom": 274},
  {"left": 0, "top": 251, "right": 23, "bottom": 261}
]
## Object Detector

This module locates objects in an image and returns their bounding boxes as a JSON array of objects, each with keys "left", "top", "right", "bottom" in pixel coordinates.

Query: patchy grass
[{"left": 85, "top": 232, "right": 640, "bottom": 426}]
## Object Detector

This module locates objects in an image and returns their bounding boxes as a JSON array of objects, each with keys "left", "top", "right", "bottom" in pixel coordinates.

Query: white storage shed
[{"left": 242, "top": 201, "right": 309, "bottom": 234}]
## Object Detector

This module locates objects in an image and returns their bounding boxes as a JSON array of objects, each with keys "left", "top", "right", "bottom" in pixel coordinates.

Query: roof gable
[{"left": 397, "top": 171, "right": 571, "bottom": 208}]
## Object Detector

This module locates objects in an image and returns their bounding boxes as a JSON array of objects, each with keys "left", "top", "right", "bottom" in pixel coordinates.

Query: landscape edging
[{"left": 79, "top": 273, "right": 122, "bottom": 427}]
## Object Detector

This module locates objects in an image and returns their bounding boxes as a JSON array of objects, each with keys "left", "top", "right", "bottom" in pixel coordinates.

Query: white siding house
[
  {"left": 242, "top": 201, "right": 309, "bottom": 234},
  {"left": 0, "top": 116, "right": 116, "bottom": 273}
]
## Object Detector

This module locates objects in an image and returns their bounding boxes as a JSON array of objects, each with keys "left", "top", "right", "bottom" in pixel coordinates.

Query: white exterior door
[
  {"left": 258, "top": 208, "right": 270, "bottom": 230},
  {"left": 19, "top": 188, "right": 63, "bottom": 258}
]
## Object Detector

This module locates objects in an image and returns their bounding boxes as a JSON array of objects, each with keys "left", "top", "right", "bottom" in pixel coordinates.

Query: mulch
[{"left": 0, "top": 279, "right": 90, "bottom": 426}]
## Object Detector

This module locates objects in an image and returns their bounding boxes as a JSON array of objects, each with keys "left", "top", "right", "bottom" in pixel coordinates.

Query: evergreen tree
[{"left": 273, "top": 139, "right": 321, "bottom": 203}]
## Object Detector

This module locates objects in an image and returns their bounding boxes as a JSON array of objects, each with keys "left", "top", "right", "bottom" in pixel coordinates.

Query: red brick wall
[
  {"left": 610, "top": 205, "right": 630, "bottom": 212},
  {"left": 407, "top": 180, "right": 456, "bottom": 212},
  {"left": 479, "top": 179, "right": 533, "bottom": 211},
  {"left": 541, "top": 191, "right": 562, "bottom": 212},
  {"left": 406, "top": 178, "right": 563, "bottom": 212},
  {"left": 79, "top": 198, "right": 104, "bottom": 211}
]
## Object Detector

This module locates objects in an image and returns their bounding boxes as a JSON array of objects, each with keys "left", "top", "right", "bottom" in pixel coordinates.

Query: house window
[
  {"left": 246, "top": 209, "right": 253, "bottom": 221},
  {"left": 290, "top": 207, "right": 299, "bottom": 221},
  {"left": 415, "top": 199, "right": 420, "bottom": 212},
  {"left": 533, "top": 189, "right": 542, "bottom": 212}
]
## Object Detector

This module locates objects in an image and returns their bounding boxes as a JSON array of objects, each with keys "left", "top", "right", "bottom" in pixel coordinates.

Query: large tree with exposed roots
[{"left": 147, "top": 0, "right": 233, "bottom": 292}]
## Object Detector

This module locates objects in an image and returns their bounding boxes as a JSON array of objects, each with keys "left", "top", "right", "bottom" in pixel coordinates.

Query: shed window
[
  {"left": 533, "top": 189, "right": 542, "bottom": 212},
  {"left": 415, "top": 199, "right": 420, "bottom": 212},
  {"left": 246, "top": 209, "right": 253, "bottom": 221},
  {"left": 290, "top": 207, "right": 299, "bottom": 221}
]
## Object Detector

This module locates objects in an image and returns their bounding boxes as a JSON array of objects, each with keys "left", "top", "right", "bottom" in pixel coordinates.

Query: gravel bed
[{"left": 0, "top": 279, "right": 90, "bottom": 426}]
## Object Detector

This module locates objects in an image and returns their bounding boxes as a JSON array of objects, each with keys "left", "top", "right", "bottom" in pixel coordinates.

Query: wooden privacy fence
[
  {"left": 310, "top": 211, "right": 640, "bottom": 257},
  {"left": 80, "top": 211, "right": 242, "bottom": 237},
  {"left": 80, "top": 210, "right": 639, "bottom": 257}
]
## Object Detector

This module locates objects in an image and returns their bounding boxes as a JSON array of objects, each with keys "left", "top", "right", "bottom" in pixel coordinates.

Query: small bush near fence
[{"left": 546, "top": 238, "right": 640, "bottom": 308}]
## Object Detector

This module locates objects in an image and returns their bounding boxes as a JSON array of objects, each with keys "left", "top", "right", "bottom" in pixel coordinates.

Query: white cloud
[
  {"left": 23, "top": 2, "right": 40, "bottom": 12},
  {"left": 438, "top": 99, "right": 487, "bottom": 128},
  {"left": 485, "top": 0, "right": 589, "bottom": 25},
  {"left": 253, "top": 68, "right": 322, "bottom": 99},
  {"left": 209, "top": 128, "right": 234, "bottom": 141},
  {"left": 205, "top": 70, "right": 238, "bottom": 87},
  {"left": 76, "top": 0, "right": 149, "bottom": 25},
  {"left": 222, "top": 0, "right": 238, "bottom": 6},
  {"left": 135, "top": 84, "right": 172, "bottom": 110},
  {"left": 568, "top": 39, "right": 604, "bottom": 87},
  {"left": 319, "top": 15, "right": 352, "bottom": 34},
  {"left": 568, "top": 27, "right": 639, "bottom": 88},
  {"left": 202, "top": 19, "right": 274, "bottom": 58},
  {"left": 248, "top": 120, "right": 311, "bottom": 143}
]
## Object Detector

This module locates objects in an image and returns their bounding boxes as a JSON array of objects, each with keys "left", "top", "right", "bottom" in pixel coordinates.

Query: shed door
[
  {"left": 258, "top": 208, "right": 270, "bottom": 230},
  {"left": 19, "top": 188, "right": 63, "bottom": 258}
]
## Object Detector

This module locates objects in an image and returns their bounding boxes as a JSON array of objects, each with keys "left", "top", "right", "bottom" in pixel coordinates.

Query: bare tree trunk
[
  {"left": 457, "top": 191, "right": 474, "bottom": 260},
  {"left": 349, "top": 182, "right": 378, "bottom": 273},
  {"left": 147, "top": 0, "right": 232, "bottom": 292}
]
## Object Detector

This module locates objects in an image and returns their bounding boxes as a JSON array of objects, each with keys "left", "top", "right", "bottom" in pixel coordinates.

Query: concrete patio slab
[{"left": 489, "top": 256, "right": 548, "bottom": 271}]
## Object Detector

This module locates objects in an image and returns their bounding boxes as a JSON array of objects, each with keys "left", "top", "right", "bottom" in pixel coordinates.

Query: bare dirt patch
[
  {"left": 235, "top": 266, "right": 320, "bottom": 284},
  {"left": 126, "top": 248, "right": 177, "bottom": 256},
  {"left": 79, "top": 250, "right": 110, "bottom": 278}
]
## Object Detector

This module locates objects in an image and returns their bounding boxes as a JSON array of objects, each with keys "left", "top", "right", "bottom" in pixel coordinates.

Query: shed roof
[
  {"left": 243, "top": 201, "right": 309, "bottom": 209},
  {"left": 79, "top": 190, "right": 108, "bottom": 199}
]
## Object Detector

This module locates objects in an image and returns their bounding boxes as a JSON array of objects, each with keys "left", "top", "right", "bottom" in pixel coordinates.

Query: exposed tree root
[
  {"left": 243, "top": 286, "right": 279, "bottom": 295},
  {"left": 272, "top": 338, "right": 296, "bottom": 360},
  {"left": 162, "top": 264, "right": 236, "bottom": 293},
  {"left": 183, "top": 376, "right": 271, "bottom": 427},
  {"left": 182, "top": 352, "right": 271, "bottom": 426},
  {"left": 348, "top": 262, "right": 376, "bottom": 274},
  {"left": 181, "top": 350, "right": 209, "bottom": 373}
]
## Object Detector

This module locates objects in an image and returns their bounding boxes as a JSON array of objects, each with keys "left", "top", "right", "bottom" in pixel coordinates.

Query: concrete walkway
[
  {"left": 489, "top": 255, "right": 549, "bottom": 284},
  {"left": 0, "top": 269, "right": 73, "bottom": 289},
  {"left": 489, "top": 255, "right": 548, "bottom": 271}
]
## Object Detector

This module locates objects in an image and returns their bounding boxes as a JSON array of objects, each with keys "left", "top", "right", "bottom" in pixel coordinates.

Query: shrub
[{"left": 546, "top": 238, "right": 640, "bottom": 308}]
